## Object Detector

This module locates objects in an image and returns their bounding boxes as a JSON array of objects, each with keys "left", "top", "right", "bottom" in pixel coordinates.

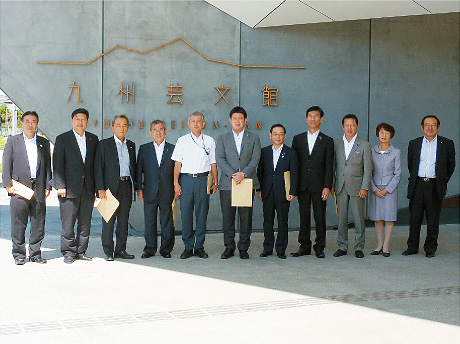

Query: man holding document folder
[
  {"left": 216, "top": 106, "right": 261, "bottom": 260},
  {"left": 257, "top": 124, "right": 298, "bottom": 259},
  {"left": 95, "top": 114, "right": 137, "bottom": 261},
  {"left": 2, "top": 111, "right": 51, "bottom": 265}
]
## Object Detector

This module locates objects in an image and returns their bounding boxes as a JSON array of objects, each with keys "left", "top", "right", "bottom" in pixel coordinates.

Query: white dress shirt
[
  {"left": 114, "top": 135, "right": 130, "bottom": 177},
  {"left": 272, "top": 144, "right": 284, "bottom": 170},
  {"left": 418, "top": 135, "right": 437, "bottom": 178},
  {"left": 233, "top": 129, "right": 244, "bottom": 155},
  {"left": 171, "top": 132, "right": 216, "bottom": 174},
  {"left": 153, "top": 140, "right": 165, "bottom": 166},
  {"left": 343, "top": 133, "right": 357, "bottom": 160},
  {"left": 73, "top": 129, "right": 86, "bottom": 163},
  {"left": 307, "top": 129, "right": 320, "bottom": 154},
  {"left": 23, "top": 133, "right": 38, "bottom": 178}
]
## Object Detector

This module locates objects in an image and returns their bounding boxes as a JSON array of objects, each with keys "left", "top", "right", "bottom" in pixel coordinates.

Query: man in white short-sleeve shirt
[{"left": 171, "top": 112, "right": 218, "bottom": 259}]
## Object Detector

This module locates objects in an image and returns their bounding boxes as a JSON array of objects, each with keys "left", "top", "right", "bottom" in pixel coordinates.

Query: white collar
[
  {"left": 272, "top": 144, "right": 284, "bottom": 151},
  {"left": 114, "top": 134, "right": 125, "bottom": 145},
  {"left": 23, "top": 132, "right": 37, "bottom": 142},
  {"left": 423, "top": 135, "right": 437, "bottom": 143},
  {"left": 73, "top": 129, "right": 86, "bottom": 139}
]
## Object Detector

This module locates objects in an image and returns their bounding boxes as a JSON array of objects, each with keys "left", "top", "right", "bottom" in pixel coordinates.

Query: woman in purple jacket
[{"left": 369, "top": 123, "right": 401, "bottom": 257}]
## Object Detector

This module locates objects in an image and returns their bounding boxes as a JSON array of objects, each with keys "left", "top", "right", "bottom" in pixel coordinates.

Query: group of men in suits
[{"left": 2, "top": 107, "right": 455, "bottom": 264}]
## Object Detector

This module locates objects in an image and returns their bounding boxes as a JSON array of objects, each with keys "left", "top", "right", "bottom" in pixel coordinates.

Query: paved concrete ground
[{"left": 0, "top": 189, "right": 459, "bottom": 343}]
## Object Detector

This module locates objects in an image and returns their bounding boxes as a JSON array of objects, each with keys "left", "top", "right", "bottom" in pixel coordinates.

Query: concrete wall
[{"left": 0, "top": 1, "right": 458, "bottom": 232}]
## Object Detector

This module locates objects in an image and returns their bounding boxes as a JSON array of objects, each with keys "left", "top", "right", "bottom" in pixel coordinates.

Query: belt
[
  {"left": 119, "top": 176, "right": 131, "bottom": 181},
  {"left": 417, "top": 177, "right": 436, "bottom": 182},
  {"left": 182, "top": 172, "right": 208, "bottom": 178},
  {"left": 30, "top": 178, "right": 37, "bottom": 190}
]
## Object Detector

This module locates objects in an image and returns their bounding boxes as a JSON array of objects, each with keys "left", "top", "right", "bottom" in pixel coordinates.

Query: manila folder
[
  {"left": 284, "top": 171, "right": 291, "bottom": 200},
  {"left": 96, "top": 189, "right": 120, "bottom": 223},
  {"left": 231, "top": 178, "right": 253, "bottom": 207},
  {"left": 12, "top": 180, "right": 34, "bottom": 200}
]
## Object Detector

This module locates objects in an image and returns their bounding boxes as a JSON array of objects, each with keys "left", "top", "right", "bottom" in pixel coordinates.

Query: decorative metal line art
[{"left": 36, "top": 37, "right": 306, "bottom": 69}]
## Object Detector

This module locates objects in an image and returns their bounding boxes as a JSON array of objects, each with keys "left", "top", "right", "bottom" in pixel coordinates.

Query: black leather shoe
[
  {"left": 315, "top": 251, "right": 325, "bottom": 258},
  {"left": 382, "top": 251, "right": 391, "bottom": 257},
  {"left": 259, "top": 251, "right": 273, "bottom": 257},
  {"left": 114, "top": 251, "right": 135, "bottom": 259},
  {"left": 161, "top": 253, "right": 172, "bottom": 258},
  {"left": 290, "top": 248, "right": 311, "bottom": 257},
  {"left": 371, "top": 249, "right": 382, "bottom": 255},
  {"left": 141, "top": 252, "right": 154, "bottom": 259},
  {"left": 402, "top": 249, "right": 418, "bottom": 256},
  {"left": 355, "top": 250, "right": 364, "bottom": 258},
  {"left": 194, "top": 248, "right": 209, "bottom": 259},
  {"left": 14, "top": 258, "right": 25, "bottom": 265},
  {"left": 239, "top": 251, "right": 249, "bottom": 259},
  {"left": 105, "top": 255, "right": 114, "bottom": 261},
  {"left": 180, "top": 249, "right": 194, "bottom": 259},
  {"left": 221, "top": 248, "right": 235, "bottom": 259},
  {"left": 426, "top": 252, "right": 435, "bottom": 258},
  {"left": 333, "top": 249, "right": 347, "bottom": 257},
  {"left": 63, "top": 256, "right": 75, "bottom": 264},
  {"left": 29, "top": 256, "right": 47, "bottom": 264},
  {"left": 78, "top": 254, "right": 93, "bottom": 261},
  {"left": 277, "top": 252, "right": 287, "bottom": 259}
]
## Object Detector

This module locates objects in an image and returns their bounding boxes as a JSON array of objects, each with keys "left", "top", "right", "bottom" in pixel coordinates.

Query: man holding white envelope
[{"left": 2, "top": 111, "right": 51, "bottom": 265}]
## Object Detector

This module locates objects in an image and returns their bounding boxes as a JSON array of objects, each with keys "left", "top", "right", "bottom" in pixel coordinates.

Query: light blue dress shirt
[
  {"left": 418, "top": 135, "right": 437, "bottom": 178},
  {"left": 114, "top": 135, "right": 130, "bottom": 177}
]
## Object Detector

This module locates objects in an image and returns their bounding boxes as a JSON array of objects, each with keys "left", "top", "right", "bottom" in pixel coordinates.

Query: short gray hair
[
  {"left": 150, "top": 120, "right": 166, "bottom": 131},
  {"left": 189, "top": 111, "right": 205, "bottom": 121},
  {"left": 112, "top": 114, "right": 129, "bottom": 125}
]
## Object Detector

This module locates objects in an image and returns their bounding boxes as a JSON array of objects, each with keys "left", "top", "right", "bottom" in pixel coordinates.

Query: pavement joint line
[
  {"left": 0, "top": 297, "right": 336, "bottom": 336},
  {"left": 0, "top": 286, "right": 459, "bottom": 335},
  {"left": 326, "top": 286, "right": 460, "bottom": 303}
]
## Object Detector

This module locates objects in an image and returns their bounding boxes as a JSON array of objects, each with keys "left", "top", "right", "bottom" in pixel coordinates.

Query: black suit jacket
[
  {"left": 291, "top": 131, "right": 334, "bottom": 193},
  {"left": 51, "top": 130, "right": 99, "bottom": 198},
  {"left": 136, "top": 141, "right": 175, "bottom": 203},
  {"left": 94, "top": 136, "right": 137, "bottom": 196},
  {"left": 2, "top": 134, "right": 51, "bottom": 202},
  {"left": 407, "top": 135, "right": 456, "bottom": 201},
  {"left": 257, "top": 145, "right": 298, "bottom": 201}
]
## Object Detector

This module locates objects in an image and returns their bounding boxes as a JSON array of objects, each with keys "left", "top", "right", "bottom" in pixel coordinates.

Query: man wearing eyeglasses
[
  {"left": 171, "top": 112, "right": 218, "bottom": 259},
  {"left": 404, "top": 115, "right": 455, "bottom": 258},
  {"left": 136, "top": 120, "right": 176, "bottom": 259}
]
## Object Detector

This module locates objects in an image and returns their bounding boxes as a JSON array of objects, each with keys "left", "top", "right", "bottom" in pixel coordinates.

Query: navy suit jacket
[
  {"left": 407, "top": 135, "right": 456, "bottom": 201},
  {"left": 2, "top": 134, "right": 51, "bottom": 202},
  {"left": 136, "top": 141, "right": 175, "bottom": 204},
  {"left": 94, "top": 136, "right": 137, "bottom": 196},
  {"left": 257, "top": 145, "right": 298, "bottom": 201},
  {"left": 51, "top": 130, "right": 99, "bottom": 198}
]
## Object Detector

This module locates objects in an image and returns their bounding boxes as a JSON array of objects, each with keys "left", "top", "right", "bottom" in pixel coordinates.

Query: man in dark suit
[
  {"left": 291, "top": 106, "right": 334, "bottom": 258},
  {"left": 403, "top": 115, "right": 456, "bottom": 258},
  {"left": 95, "top": 114, "right": 137, "bottom": 261},
  {"left": 216, "top": 106, "right": 261, "bottom": 259},
  {"left": 137, "top": 120, "right": 175, "bottom": 259},
  {"left": 52, "top": 108, "right": 99, "bottom": 264},
  {"left": 2, "top": 111, "right": 51, "bottom": 265},
  {"left": 257, "top": 124, "right": 298, "bottom": 259}
]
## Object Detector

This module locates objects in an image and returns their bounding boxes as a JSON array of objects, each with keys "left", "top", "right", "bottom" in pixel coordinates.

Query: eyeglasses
[
  {"left": 151, "top": 128, "right": 165, "bottom": 133},
  {"left": 423, "top": 124, "right": 438, "bottom": 129}
]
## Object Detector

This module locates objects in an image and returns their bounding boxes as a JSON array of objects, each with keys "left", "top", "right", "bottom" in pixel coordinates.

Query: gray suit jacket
[
  {"left": 334, "top": 136, "right": 372, "bottom": 196},
  {"left": 2, "top": 134, "right": 52, "bottom": 202},
  {"left": 216, "top": 130, "right": 261, "bottom": 191}
]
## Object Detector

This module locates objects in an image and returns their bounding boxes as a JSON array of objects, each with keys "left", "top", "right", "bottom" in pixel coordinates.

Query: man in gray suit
[
  {"left": 333, "top": 114, "right": 372, "bottom": 258},
  {"left": 216, "top": 106, "right": 261, "bottom": 259},
  {"left": 2, "top": 111, "right": 52, "bottom": 265}
]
